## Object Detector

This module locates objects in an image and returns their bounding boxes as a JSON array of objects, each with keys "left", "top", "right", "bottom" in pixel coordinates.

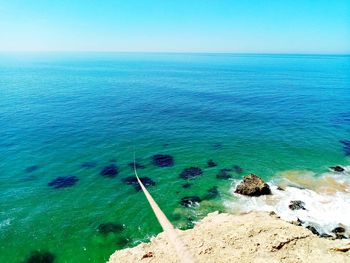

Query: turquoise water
[{"left": 0, "top": 53, "right": 349, "bottom": 262}]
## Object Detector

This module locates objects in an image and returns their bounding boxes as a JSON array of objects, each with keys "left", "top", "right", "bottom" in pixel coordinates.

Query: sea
[{"left": 0, "top": 53, "right": 349, "bottom": 262}]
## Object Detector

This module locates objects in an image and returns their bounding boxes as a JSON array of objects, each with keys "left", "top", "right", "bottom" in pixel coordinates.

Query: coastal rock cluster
[{"left": 233, "top": 167, "right": 350, "bottom": 240}]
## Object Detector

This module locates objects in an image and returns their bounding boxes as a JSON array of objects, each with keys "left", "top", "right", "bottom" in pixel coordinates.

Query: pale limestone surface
[{"left": 108, "top": 212, "right": 350, "bottom": 263}]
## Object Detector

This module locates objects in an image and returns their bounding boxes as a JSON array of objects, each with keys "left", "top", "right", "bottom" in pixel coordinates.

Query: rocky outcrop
[
  {"left": 330, "top": 166, "right": 345, "bottom": 172},
  {"left": 234, "top": 174, "right": 271, "bottom": 196},
  {"left": 108, "top": 212, "right": 350, "bottom": 263},
  {"left": 289, "top": 200, "right": 306, "bottom": 210}
]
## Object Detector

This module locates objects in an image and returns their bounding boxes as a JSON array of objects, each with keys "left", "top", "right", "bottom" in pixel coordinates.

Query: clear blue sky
[{"left": 0, "top": 0, "right": 349, "bottom": 53}]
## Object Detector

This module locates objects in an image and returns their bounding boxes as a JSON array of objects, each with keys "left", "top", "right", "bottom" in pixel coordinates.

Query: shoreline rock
[{"left": 234, "top": 174, "right": 271, "bottom": 196}]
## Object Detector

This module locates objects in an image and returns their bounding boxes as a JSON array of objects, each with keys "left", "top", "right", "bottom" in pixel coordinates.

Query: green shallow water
[{"left": 0, "top": 53, "right": 349, "bottom": 262}]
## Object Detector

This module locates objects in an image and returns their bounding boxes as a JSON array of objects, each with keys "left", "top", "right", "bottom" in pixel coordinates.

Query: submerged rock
[
  {"left": 48, "top": 176, "right": 79, "bottom": 189},
  {"left": 330, "top": 166, "right": 345, "bottom": 172},
  {"left": 25, "top": 165, "right": 39, "bottom": 173},
  {"left": 232, "top": 165, "right": 243, "bottom": 174},
  {"left": 289, "top": 200, "right": 306, "bottom": 210},
  {"left": 152, "top": 154, "right": 174, "bottom": 167},
  {"left": 179, "top": 167, "right": 203, "bottom": 179},
  {"left": 24, "top": 251, "right": 55, "bottom": 263},
  {"left": 203, "top": 186, "right": 219, "bottom": 200},
  {"left": 100, "top": 164, "right": 119, "bottom": 177},
  {"left": 182, "top": 183, "right": 192, "bottom": 189},
  {"left": 81, "top": 161, "right": 97, "bottom": 168},
  {"left": 207, "top": 159, "right": 217, "bottom": 167},
  {"left": 122, "top": 176, "right": 156, "bottom": 191},
  {"left": 180, "top": 196, "right": 201, "bottom": 207},
  {"left": 98, "top": 223, "right": 124, "bottom": 235},
  {"left": 128, "top": 162, "right": 146, "bottom": 169},
  {"left": 216, "top": 169, "right": 232, "bottom": 180},
  {"left": 234, "top": 174, "right": 271, "bottom": 196}
]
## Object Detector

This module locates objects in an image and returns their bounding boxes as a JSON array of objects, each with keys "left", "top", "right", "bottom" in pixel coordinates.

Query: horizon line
[{"left": 0, "top": 50, "right": 349, "bottom": 56}]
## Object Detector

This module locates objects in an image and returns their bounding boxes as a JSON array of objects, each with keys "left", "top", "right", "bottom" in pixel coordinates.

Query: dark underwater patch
[
  {"left": 81, "top": 161, "right": 97, "bottom": 168},
  {"left": 182, "top": 183, "right": 192, "bottom": 189},
  {"left": 179, "top": 167, "right": 203, "bottom": 179},
  {"left": 207, "top": 159, "right": 217, "bottom": 167},
  {"left": 25, "top": 165, "right": 39, "bottom": 173},
  {"left": 48, "top": 176, "right": 79, "bottom": 189},
  {"left": 203, "top": 186, "right": 219, "bottom": 200},
  {"left": 332, "top": 112, "right": 350, "bottom": 126},
  {"left": 24, "top": 250, "right": 55, "bottom": 263},
  {"left": 128, "top": 162, "right": 146, "bottom": 169},
  {"left": 216, "top": 169, "right": 232, "bottom": 179},
  {"left": 180, "top": 196, "right": 201, "bottom": 207},
  {"left": 122, "top": 176, "right": 156, "bottom": 191},
  {"left": 340, "top": 140, "right": 350, "bottom": 155},
  {"left": 212, "top": 143, "right": 222, "bottom": 149},
  {"left": 152, "top": 154, "right": 174, "bottom": 167},
  {"left": 232, "top": 165, "right": 243, "bottom": 174},
  {"left": 116, "top": 236, "right": 130, "bottom": 248},
  {"left": 97, "top": 223, "right": 124, "bottom": 235},
  {"left": 100, "top": 164, "right": 119, "bottom": 177}
]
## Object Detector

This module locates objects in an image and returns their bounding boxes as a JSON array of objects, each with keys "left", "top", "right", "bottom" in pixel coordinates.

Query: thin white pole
[{"left": 133, "top": 156, "right": 196, "bottom": 263}]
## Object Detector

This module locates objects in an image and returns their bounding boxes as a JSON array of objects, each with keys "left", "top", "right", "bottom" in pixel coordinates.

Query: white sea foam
[{"left": 224, "top": 168, "right": 350, "bottom": 237}]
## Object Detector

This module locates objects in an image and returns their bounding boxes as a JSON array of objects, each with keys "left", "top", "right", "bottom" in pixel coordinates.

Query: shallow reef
[
  {"left": 122, "top": 176, "right": 156, "bottom": 191},
  {"left": 182, "top": 183, "right": 192, "bottom": 189},
  {"left": 48, "top": 176, "right": 79, "bottom": 189},
  {"left": 180, "top": 196, "right": 202, "bottom": 207},
  {"left": 25, "top": 165, "right": 39, "bottom": 173},
  {"left": 100, "top": 164, "right": 119, "bottom": 177},
  {"left": 152, "top": 154, "right": 174, "bottom": 167},
  {"left": 216, "top": 169, "right": 232, "bottom": 179},
  {"left": 207, "top": 159, "right": 217, "bottom": 167},
  {"left": 98, "top": 223, "right": 124, "bottom": 235},
  {"left": 232, "top": 165, "right": 243, "bottom": 174},
  {"left": 203, "top": 186, "right": 219, "bottom": 200},
  {"left": 24, "top": 250, "right": 55, "bottom": 263},
  {"left": 179, "top": 167, "right": 203, "bottom": 179}
]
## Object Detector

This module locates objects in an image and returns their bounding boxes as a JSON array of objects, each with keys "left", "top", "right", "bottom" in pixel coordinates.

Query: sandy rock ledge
[{"left": 108, "top": 212, "right": 349, "bottom": 263}]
